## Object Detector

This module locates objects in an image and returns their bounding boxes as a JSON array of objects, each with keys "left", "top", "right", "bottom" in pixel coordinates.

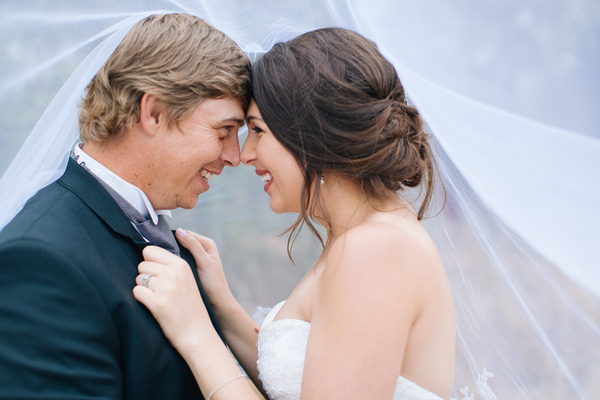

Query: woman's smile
[{"left": 260, "top": 172, "right": 273, "bottom": 192}]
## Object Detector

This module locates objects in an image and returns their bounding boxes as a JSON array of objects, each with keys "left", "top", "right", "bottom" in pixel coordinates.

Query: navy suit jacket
[{"left": 0, "top": 158, "right": 221, "bottom": 399}]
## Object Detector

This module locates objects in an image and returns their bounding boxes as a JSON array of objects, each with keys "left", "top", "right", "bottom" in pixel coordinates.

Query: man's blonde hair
[{"left": 79, "top": 14, "right": 251, "bottom": 142}]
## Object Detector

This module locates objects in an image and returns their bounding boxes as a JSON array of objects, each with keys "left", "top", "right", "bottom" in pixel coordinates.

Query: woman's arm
[
  {"left": 300, "top": 223, "right": 428, "bottom": 400},
  {"left": 174, "top": 230, "right": 263, "bottom": 386},
  {"left": 132, "top": 244, "right": 262, "bottom": 399}
]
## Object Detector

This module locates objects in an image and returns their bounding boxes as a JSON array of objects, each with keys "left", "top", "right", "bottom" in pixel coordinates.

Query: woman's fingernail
[{"left": 176, "top": 228, "right": 187, "bottom": 238}]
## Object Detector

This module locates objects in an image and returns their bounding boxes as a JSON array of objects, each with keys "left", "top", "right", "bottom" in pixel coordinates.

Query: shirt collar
[{"left": 72, "top": 143, "right": 171, "bottom": 224}]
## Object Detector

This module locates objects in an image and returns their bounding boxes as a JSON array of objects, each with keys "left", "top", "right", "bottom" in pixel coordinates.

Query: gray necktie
[
  {"left": 72, "top": 153, "right": 180, "bottom": 256},
  {"left": 105, "top": 187, "right": 180, "bottom": 256}
]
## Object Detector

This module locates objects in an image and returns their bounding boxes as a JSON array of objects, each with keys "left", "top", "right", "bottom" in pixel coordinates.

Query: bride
[{"left": 134, "top": 27, "right": 455, "bottom": 400}]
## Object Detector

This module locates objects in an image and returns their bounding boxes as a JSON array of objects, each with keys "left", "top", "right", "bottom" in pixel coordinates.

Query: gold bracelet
[{"left": 206, "top": 373, "right": 246, "bottom": 400}]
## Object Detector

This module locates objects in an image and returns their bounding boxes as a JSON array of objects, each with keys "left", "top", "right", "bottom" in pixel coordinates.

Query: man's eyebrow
[{"left": 219, "top": 116, "right": 245, "bottom": 127}]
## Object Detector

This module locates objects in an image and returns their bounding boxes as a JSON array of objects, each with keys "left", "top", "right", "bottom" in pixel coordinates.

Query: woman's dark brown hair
[{"left": 252, "top": 27, "right": 439, "bottom": 257}]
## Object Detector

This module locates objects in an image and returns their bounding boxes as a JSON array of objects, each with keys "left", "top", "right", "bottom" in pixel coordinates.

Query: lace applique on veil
[{"left": 451, "top": 370, "right": 497, "bottom": 400}]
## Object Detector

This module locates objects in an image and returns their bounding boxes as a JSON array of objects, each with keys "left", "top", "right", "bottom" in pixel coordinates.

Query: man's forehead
[{"left": 194, "top": 97, "right": 246, "bottom": 126}]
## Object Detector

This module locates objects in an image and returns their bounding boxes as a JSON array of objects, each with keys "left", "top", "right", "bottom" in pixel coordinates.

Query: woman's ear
[{"left": 139, "top": 93, "right": 163, "bottom": 136}]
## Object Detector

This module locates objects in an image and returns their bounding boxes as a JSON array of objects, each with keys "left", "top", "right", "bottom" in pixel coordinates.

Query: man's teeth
[
  {"left": 261, "top": 173, "right": 272, "bottom": 183},
  {"left": 200, "top": 169, "right": 214, "bottom": 181}
]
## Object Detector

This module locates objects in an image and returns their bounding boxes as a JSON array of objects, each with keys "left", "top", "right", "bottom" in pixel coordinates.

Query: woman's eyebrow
[{"left": 246, "top": 115, "right": 263, "bottom": 123}]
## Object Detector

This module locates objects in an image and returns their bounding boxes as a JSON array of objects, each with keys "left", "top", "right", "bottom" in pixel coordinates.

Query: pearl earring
[{"left": 320, "top": 175, "right": 325, "bottom": 185}]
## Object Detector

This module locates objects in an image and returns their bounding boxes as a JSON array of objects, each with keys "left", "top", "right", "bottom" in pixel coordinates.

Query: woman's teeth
[
  {"left": 200, "top": 169, "right": 214, "bottom": 182},
  {"left": 261, "top": 173, "right": 272, "bottom": 183}
]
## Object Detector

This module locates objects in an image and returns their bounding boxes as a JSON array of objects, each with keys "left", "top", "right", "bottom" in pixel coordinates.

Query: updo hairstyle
[{"left": 252, "top": 28, "right": 438, "bottom": 251}]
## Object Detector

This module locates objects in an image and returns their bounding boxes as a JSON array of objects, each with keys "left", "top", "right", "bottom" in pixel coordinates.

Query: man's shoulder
[
  {"left": 0, "top": 179, "right": 101, "bottom": 248},
  {"left": 0, "top": 175, "right": 141, "bottom": 283}
]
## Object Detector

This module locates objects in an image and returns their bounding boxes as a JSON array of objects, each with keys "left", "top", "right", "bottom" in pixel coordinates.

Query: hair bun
[
  {"left": 384, "top": 99, "right": 418, "bottom": 140},
  {"left": 386, "top": 87, "right": 408, "bottom": 105},
  {"left": 377, "top": 98, "right": 431, "bottom": 191}
]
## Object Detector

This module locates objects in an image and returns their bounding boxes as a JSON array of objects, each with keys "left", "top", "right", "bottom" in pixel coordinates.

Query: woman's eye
[{"left": 251, "top": 126, "right": 264, "bottom": 135}]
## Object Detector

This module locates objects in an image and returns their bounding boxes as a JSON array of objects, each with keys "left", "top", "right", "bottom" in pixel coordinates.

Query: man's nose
[{"left": 221, "top": 134, "right": 241, "bottom": 167}]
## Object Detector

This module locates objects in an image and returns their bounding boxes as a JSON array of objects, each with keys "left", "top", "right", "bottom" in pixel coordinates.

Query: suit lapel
[
  {"left": 58, "top": 158, "right": 149, "bottom": 252},
  {"left": 59, "top": 159, "right": 224, "bottom": 341}
]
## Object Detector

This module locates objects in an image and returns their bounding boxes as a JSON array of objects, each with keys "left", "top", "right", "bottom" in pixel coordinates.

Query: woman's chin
[
  {"left": 268, "top": 200, "right": 302, "bottom": 215},
  {"left": 268, "top": 202, "right": 285, "bottom": 214},
  {"left": 268, "top": 198, "right": 291, "bottom": 214}
]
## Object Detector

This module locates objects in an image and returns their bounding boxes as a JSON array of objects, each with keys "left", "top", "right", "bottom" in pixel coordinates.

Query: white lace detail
[
  {"left": 257, "top": 319, "right": 310, "bottom": 400},
  {"left": 256, "top": 302, "right": 444, "bottom": 400},
  {"left": 451, "top": 370, "right": 497, "bottom": 400}
]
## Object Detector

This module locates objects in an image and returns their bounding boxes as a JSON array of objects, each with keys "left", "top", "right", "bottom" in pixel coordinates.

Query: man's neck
[
  {"left": 82, "top": 139, "right": 133, "bottom": 183},
  {"left": 75, "top": 142, "right": 170, "bottom": 223}
]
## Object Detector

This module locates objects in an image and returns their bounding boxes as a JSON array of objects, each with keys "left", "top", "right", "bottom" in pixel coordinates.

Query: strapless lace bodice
[{"left": 256, "top": 302, "right": 443, "bottom": 400}]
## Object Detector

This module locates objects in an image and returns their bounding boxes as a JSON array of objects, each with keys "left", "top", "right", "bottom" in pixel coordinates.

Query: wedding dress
[{"left": 257, "top": 301, "right": 443, "bottom": 400}]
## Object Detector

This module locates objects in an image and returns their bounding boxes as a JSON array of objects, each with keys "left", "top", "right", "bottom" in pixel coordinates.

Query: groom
[{"left": 0, "top": 14, "right": 250, "bottom": 399}]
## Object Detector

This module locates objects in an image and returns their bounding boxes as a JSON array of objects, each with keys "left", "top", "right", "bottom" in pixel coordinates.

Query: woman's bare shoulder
[
  {"left": 328, "top": 220, "right": 438, "bottom": 270},
  {"left": 319, "top": 220, "right": 443, "bottom": 300}
]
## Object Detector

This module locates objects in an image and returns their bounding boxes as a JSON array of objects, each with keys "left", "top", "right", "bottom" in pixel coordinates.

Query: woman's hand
[
  {"left": 174, "top": 229, "right": 235, "bottom": 309},
  {"left": 133, "top": 245, "right": 261, "bottom": 400},
  {"left": 133, "top": 245, "right": 213, "bottom": 353}
]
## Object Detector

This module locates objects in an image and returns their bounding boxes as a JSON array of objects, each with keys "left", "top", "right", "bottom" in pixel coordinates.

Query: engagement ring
[{"left": 141, "top": 273, "right": 155, "bottom": 288}]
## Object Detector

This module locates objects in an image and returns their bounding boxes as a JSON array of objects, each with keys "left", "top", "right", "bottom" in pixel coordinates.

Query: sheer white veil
[{"left": 1, "top": 1, "right": 598, "bottom": 398}]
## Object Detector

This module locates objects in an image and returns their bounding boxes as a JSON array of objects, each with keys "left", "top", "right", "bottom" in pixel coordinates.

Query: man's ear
[{"left": 139, "top": 93, "right": 163, "bottom": 136}]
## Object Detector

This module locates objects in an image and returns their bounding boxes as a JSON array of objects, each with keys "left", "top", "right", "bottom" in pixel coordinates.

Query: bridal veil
[{"left": 1, "top": 1, "right": 598, "bottom": 398}]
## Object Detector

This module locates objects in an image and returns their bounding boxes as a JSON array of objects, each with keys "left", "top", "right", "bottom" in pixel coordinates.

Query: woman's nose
[{"left": 240, "top": 133, "right": 257, "bottom": 165}]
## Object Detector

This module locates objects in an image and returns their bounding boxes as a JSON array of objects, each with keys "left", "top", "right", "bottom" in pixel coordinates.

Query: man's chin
[
  {"left": 178, "top": 193, "right": 203, "bottom": 210},
  {"left": 177, "top": 200, "right": 199, "bottom": 210}
]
